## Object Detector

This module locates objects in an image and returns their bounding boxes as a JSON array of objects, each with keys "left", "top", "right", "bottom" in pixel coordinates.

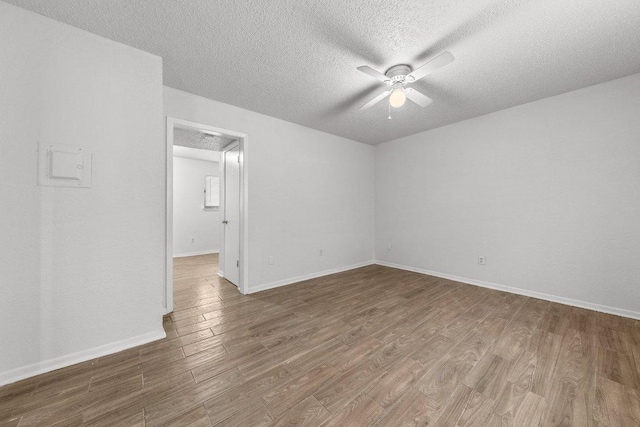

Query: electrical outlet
[
  {"left": 387, "top": 243, "right": 392, "bottom": 251},
  {"left": 318, "top": 249, "right": 323, "bottom": 256},
  {"left": 478, "top": 256, "right": 486, "bottom": 265},
  {"left": 268, "top": 256, "right": 274, "bottom": 265}
]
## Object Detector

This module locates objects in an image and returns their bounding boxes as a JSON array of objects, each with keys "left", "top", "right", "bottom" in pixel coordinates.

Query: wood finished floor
[{"left": 2, "top": 254, "right": 640, "bottom": 426}]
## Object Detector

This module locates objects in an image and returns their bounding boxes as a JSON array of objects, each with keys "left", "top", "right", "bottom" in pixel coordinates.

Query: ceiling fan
[{"left": 357, "top": 51, "right": 454, "bottom": 110}]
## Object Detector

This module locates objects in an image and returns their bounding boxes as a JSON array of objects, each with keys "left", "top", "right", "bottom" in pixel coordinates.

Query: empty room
[{"left": 1, "top": 1, "right": 639, "bottom": 426}]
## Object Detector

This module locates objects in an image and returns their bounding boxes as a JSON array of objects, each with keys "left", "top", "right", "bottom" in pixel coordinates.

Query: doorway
[
  {"left": 220, "top": 142, "right": 240, "bottom": 286},
  {"left": 165, "top": 117, "right": 249, "bottom": 314}
]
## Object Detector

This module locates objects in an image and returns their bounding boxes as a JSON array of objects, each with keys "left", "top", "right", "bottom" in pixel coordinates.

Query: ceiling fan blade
[
  {"left": 407, "top": 51, "right": 454, "bottom": 82},
  {"left": 405, "top": 88, "right": 433, "bottom": 108},
  {"left": 357, "top": 66, "right": 391, "bottom": 83},
  {"left": 359, "top": 89, "right": 391, "bottom": 110}
]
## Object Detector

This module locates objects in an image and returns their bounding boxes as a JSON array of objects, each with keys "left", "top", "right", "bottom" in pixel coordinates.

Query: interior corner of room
[{"left": 1, "top": 1, "right": 640, "bottom": 424}]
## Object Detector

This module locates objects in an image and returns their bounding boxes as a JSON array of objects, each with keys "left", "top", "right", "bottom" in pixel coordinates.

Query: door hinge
[
  {"left": 236, "top": 260, "right": 239, "bottom": 268},
  {"left": 237, "top": 156, "right": 240, "bottom": 163}
]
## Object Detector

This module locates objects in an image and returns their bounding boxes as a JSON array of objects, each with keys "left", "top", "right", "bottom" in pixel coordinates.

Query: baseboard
[
  {"left": 247, "top": 260, "right": 375, "bottom": 294},
  {"left": 218, "top": 270, "right": 224, "bottom": 278},
  {"left": 173, "top": 250, "right": 219, "bottom": 258},
  {"left": 0, "top": 329, "right": 166, "bottom": 387},
  {"left": 375, "top": 260, "right": 640, "bottom": 321}
]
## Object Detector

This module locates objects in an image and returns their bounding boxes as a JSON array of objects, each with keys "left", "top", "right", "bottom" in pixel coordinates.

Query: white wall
[
  {"left": 173, "top": 156, "right": 221, "bottom": 256},
  {"left": 164, "top": 87, "right": 375, "bottom": 292},
  {"left": 0, "top": 2, "right": 165, "bottom": 385},
  {"left": 375, "top": 73, "right": 640, "bottom": 317}
]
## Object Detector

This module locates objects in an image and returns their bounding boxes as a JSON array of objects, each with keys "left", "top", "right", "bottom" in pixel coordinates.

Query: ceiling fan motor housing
[{"left": 385, "top": 64, "right": 413, "bottom": 85}]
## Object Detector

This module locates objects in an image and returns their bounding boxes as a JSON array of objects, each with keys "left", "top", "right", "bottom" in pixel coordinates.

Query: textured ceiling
[
  {"left": 7, "top": 0, "right": 640, "bottom": 144},
  {"left": 174, "top": 126, "right": 235, "bottom": 152}
]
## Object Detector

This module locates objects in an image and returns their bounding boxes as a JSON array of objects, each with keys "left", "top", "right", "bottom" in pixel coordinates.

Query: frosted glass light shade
[{"left": 389, "top": 88, "right": 406, "bottom": 108}]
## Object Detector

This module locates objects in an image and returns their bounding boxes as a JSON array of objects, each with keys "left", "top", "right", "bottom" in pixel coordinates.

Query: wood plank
[
  {"left": 569, "top": 307, "right": 597, "bottom": 334},
  {"left": 505, "top": 350, "right": 536, "bottom": 392},
  {"left": 528, "top": 329, "right": 563, "bottom": 398},
  {"left": 214, "top": 403, "right": 272, "bottom": 427},
  {"left": 321, "top": 393, "right": 384, "bottom": 427},
  {"left": 463, "top": 352, "right": 510, "bottom": 400},
  {"left": 372, "top": 388, "right": 439, "bottom": 427},
  {"left": 264, "top": 362, "right": 337, "bottom": 418},
  {"left": 415, "top": 331, "right": 492, "bottom": 407},
  {"left": 328, "top": 336, "right": 384, "bottom": 372},
  {"left": 598, "top": 346, "right": 640, "bottom": 389},
  {"left": 144, "top": 344, "right": 230, "bottom": 386},
  {"left": 595, "top": 376, "right": 640, "bottom": 427},
  {"left": 160, "top": 405, "right": 211, "bottom": 427},
  {"left": 626, "top": 326, "right": 640, "bottom": 375},
  {"left": 537, "top": 302, "right": 571, "bottom": 336},
  {"left": 237, "top": 340, "right": 304, "bottom": 380},
  {"left": 84, "top": 371, "right": 196, "bottom": 424},
  {"left": 83, "top": 405, "right": 144, "bottom": 427},
  {"left": 494, "top": 381, "right": 530, "bottom": 423},
  {"left": 271, "top": 396, "right": 331, "bottom": 427},
  {"left": 410, "top": 333, "right": 457, "bottom": 368},
  {"left": 492, "top": 321, "right": 537, "bottom": 362},
  {"left": 145, "top": 368, "right": 243, "bottom": 426},
  {"left": 313, "top": 359, "right": 386, "bottom": 414},
  {"left": 190, "top": 344, "right": 266, "bottom": 384},
  {"left": 456, "top": 390, "right": 497, "bottom": 427},
  {"left": 430, "top": 384, "right": 473, "bottom": 427},
  {"left": 511, "top": 392, "right": 547, "bottom": 427},
  {"left": 281, "top": 339, "right": 347, "bottom": 376},
  {"left": 204, "top": 367, "right": 290, "bottom": 425},
  {"left": 542, "top": 330, "right": 596, "bottom": 427},
  {"left": 364, "top": 358, "right": 423, "bottom": 409}
]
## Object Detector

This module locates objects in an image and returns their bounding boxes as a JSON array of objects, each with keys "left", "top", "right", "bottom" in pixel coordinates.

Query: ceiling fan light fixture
[
  {"left": 389, "top": 87, "right": 406, "bottom": 108},
  {"left": 357, "top": 52, "right": 453, "bottom": 111}
]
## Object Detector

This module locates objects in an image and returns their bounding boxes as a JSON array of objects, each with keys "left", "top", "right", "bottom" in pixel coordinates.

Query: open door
[
  {"left": 222, "top": 143, "right": 240, "bottom": 286},
  {"left": 166, "top": 117, "right": 248, "bottom": 310}
]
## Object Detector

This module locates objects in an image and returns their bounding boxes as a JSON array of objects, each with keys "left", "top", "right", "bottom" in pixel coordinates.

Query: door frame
[
  {"left": 165, "top": 117, "right": 249, "bottom": 314},
  {"left": 219, "top": 140, "right": 239, "bottom": 286}
]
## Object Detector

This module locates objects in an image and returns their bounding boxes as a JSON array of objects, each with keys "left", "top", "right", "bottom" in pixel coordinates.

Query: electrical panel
[{"left": 38, "top": 143, "right": 92, "bottom": 188}]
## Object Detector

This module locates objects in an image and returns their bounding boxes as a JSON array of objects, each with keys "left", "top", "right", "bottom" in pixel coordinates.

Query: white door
[{"left": 223, "top": 145, "right": 240, "bottom": 286}]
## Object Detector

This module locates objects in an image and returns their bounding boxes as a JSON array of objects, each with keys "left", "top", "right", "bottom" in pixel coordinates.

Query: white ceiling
[
  {"left": 7, "top": 0, "right": 640, "bottom": 144},
  {"left": 173, "top": 145, "right": 220, "bottom": 163}
]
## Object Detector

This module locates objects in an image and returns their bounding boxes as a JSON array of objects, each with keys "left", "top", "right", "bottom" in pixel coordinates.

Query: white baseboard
[
  {"left": 173, "top": 250, "right": 219, "bottom": 258},
  {"left": 0, "top": 329, "right": 166, "bottom": 387},
  {"left": 375, "top": 260, "right": 640, "bottom": 320},
  {"left": 247, "top": 260, "right": 375, "bottom": 294},
  {"left": 218, "top": 270, "right": 224, "bottom": 278}
]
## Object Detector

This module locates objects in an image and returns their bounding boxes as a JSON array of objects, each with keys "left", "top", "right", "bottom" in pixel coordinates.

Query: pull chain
[{"left": 388, "top": 102, "right": 392, "bottom": 120}]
